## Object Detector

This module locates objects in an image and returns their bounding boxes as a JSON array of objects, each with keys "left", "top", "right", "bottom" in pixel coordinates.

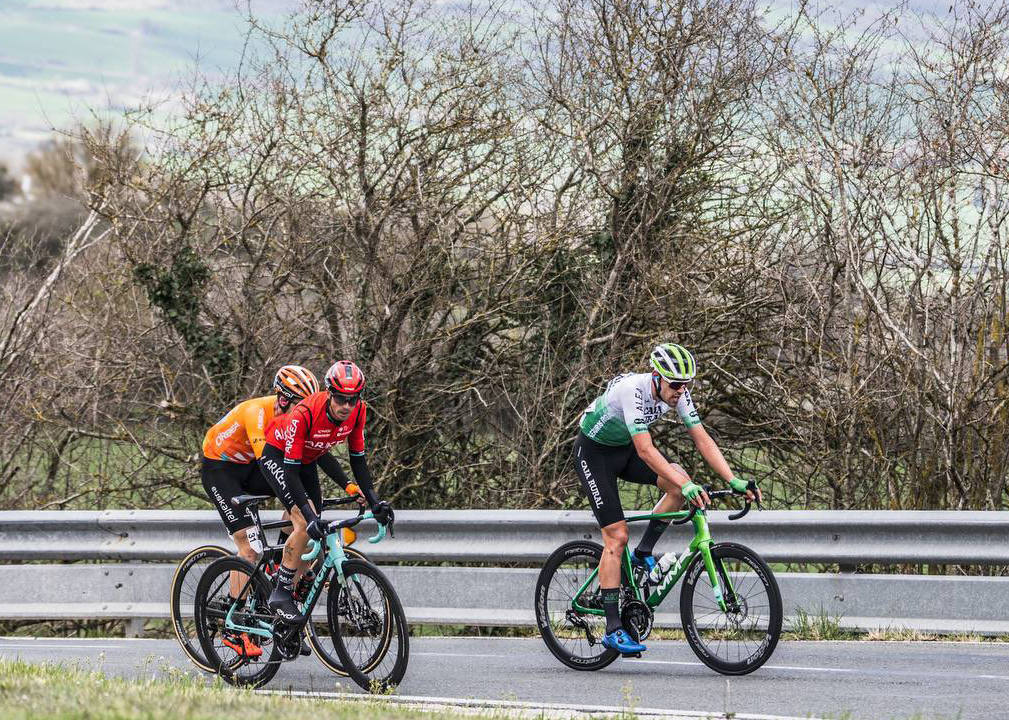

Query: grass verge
[{"left": 0, "top": 658, "right": 486, "bottom": 720}]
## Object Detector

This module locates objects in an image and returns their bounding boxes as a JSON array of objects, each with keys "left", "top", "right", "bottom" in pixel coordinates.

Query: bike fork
[{"left": 698, "top": 542, "right": 729, "bottom": 612}]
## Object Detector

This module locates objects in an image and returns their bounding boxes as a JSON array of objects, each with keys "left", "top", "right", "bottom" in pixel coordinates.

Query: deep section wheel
[
  {"left": 534, "top": 541, "right": 618, "bottom": 671},
  {"left": 679, "top": 542, "right": 782, "bottom": 675},
  {"left": 170, "top": 544, "right": 230, "bottom": 672},
  {"left": 195, "top": 556, "right": 281, "bottom": 688},
  {"left": 328, "top": 559, "right": 409, "bottom": 692}
]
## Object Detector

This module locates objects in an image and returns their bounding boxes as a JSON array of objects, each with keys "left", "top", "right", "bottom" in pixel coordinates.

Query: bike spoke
[{"left": 688, "top": 555, "right": 776, "bottom": 668}]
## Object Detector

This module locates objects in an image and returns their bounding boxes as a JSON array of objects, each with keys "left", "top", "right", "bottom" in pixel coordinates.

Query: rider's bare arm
[
  {"left": 686, "top": 424, "right": 733, "bottom": 481},
  {"left": 686, "top": 424, "right": 760, "bottom": 502},
  {"left": 631, "top": 431, "right": 689, "bottom": 487}
]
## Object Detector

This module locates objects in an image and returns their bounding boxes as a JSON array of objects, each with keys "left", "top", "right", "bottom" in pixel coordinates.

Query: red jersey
[{"left": 264, "top": 390, "right": 366, "bottom": 464}]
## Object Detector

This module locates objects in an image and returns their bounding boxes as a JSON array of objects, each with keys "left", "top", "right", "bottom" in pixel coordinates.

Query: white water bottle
[{"left": 648, "top": 551, "right": 680, "bottom": 583}]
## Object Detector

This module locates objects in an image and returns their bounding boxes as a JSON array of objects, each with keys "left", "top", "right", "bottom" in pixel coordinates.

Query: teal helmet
[{"left": 649, "top": 343, "right": 696, "bottom": 382}]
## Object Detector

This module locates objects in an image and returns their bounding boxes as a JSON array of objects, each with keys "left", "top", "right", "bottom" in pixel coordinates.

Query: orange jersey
[{"left": 202, "top": 396, "right": 276, "bottom": 463}]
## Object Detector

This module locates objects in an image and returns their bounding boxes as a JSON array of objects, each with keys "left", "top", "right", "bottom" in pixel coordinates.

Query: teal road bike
[
  {"left": 170, "top": 495, "right": 367, "bottom": 675},
  {"left": 535, "top": 489, "right": 782, "bottom": 674},
  {"left": 194, "top": 495, "right": 409, "bottom": 691}
]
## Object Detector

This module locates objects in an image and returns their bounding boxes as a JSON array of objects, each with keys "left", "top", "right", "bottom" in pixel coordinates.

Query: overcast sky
[{"left": 0, "top": 0, "right": 951, "bottom": 169}]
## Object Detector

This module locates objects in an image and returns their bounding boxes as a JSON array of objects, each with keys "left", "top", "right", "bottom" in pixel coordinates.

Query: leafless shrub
[{"left": 1, "top": 0, "right": 1007, "bottom": 511}]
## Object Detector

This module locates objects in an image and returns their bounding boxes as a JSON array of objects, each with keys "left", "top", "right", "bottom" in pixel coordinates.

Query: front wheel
[
  {"left": 305, "top": 545, "right": 369, "bottom": 676},
  {"left": 327, "top": 559, "right": 410, "bottom": 692},
  {"left": 534, "top": 541, "right": 618, "bottom": 671},
  {"left": 679, "top": 542, "right": 782, "bottom": 675}
]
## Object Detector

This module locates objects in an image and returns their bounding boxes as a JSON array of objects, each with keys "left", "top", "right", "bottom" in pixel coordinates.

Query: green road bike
[
  {"left": 194, "top": 496, "right": 408, "bottom": 691},
  {"left": 535, "top": 489, "right": 782, "bottom": 675}
]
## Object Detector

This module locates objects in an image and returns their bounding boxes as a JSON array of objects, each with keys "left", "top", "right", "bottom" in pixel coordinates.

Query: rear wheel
[
  {"left": 328, "top": 559, "right": 410, "bottom": 692},
  {"left": 170, "top": 545, "right": 230, "bottom": 671},
  {"left": 680, "top": 542, "right": 782, "bottom": 675},
  {"left": 534, "top": 541, "right": 618, "bottom": 671},
  {"left": 195, "top": 556, "right": 281, "bottom": 688}
]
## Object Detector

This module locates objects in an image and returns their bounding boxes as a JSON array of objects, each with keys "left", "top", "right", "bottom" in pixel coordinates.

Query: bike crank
[{"left": 621, "top": 599, "right": 654, "bottom": 642}]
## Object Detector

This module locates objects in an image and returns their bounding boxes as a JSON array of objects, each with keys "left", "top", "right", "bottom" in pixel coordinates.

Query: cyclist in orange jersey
[{"left": 201, "top": 365, "right": 322, "bottom": 658}]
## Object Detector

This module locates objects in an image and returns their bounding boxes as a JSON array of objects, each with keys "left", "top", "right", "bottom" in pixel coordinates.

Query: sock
[
  {"left": 274, "top": 563, "right": 296, "bottom": 594},
  {"left": 634, "top": 518, "right": 670, "bottom": 557},
  {"left": 602, "top": 588, "right": 622, "bottom": 634}
]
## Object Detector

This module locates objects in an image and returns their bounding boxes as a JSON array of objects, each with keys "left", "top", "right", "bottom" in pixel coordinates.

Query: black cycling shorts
[
  {"left": 258, "top": 444, "right": 322, "bottom": 517},
  {"left": 201, "top": 456, "right": 276, "bottom": 534},
  {"left": 573, "top": 431, "right": 665, "bottom": 528}
]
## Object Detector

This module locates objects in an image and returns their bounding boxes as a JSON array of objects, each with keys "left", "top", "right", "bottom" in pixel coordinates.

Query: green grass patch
[
  {"left": 0, "top": 658, "right": 487, "bottom": 720},
  {"left": 785, "top": 607, "right": 855, "bottom": 641}
]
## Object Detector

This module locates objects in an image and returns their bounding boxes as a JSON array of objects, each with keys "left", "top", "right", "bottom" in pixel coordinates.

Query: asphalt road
[{"left": 1, "top": 636, "right": 1006, "bottom": 720}]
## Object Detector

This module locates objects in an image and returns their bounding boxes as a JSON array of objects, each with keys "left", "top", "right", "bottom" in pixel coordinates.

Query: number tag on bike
[{"left": 246, "top": 527, "right": 264, "bottom": 554}]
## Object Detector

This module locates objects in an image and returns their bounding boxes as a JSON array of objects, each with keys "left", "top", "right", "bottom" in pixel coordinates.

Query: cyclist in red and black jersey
[{"left": 259, "top": 360, "right": 393, "bottom": 619}]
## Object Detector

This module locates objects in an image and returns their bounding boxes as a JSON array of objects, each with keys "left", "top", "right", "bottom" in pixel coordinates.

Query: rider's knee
[
  {"left": 236, "top": 542, "right": 258, "bottom": 564},
  {"left": 602, "top": 523, "right": 629, "bottom": 548}
]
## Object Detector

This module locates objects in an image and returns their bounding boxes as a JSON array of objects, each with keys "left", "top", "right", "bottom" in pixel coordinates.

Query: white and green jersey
[{"left": 579, "top": 373, "right": 701, "bottom": 446}]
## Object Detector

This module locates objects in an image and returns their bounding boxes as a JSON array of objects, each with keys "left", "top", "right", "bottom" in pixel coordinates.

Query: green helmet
[{"left": 649, "top": 343, "right": 696, "bottom": 382}]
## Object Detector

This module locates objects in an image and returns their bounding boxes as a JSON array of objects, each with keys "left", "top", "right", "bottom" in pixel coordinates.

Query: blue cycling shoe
[
  {"left": 630, "top": 553, "right": 658, "bottom": 574},
  {"left": 602, "top": 628, "right": 646, "bottom": 654}
]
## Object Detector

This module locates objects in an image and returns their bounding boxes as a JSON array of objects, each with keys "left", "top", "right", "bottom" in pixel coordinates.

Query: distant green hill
[{"left": 0, "top": 0, "right": 295, "bottom": 165}]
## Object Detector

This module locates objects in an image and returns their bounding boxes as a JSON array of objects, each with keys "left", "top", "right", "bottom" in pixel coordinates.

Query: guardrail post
[{"left": 125, "top": 618, "right": 145, "bottom": 638}]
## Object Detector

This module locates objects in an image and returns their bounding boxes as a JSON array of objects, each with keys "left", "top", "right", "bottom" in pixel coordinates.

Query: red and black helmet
[{"left": 325, "top": 360, "right": 365, "bottom": 395}]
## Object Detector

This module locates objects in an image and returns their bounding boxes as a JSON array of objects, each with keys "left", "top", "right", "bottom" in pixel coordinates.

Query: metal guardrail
[
  {"left": 3, "top": 509, "right": 1009, "bottom": 564},
  {"left": 1, "top": 510, "right": 1008, "bottom": 635}
]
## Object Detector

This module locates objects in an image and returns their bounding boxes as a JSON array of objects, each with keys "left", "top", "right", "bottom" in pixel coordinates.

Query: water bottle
[{"left": 648, "top": 550, "right": 680, "bottom": 583}]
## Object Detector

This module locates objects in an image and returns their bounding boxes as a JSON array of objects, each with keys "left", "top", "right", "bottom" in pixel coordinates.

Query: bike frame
[
  {"left": 570, "top": 507, "right": 736, "bottom": 615},
  {"left": 221, "top": 511, "right": 384, "bottom": 640}
]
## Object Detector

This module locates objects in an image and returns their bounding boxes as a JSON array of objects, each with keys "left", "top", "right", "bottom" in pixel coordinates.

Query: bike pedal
[{"left": 621, "top": 652, "right": 642, "bottom": 659}]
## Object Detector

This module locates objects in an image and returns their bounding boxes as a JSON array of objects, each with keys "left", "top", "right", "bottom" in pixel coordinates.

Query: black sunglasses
[
  {"left": 666, "top": 380, "right": 690, "bottom": 391},
  {"left": 329, "top": 392, "right": 360, "bottom": 406}
]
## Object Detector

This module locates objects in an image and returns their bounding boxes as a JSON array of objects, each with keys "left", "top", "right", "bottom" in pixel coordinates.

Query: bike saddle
[{"left": 230, "top": 494, "right": 273, "bottom": 510}]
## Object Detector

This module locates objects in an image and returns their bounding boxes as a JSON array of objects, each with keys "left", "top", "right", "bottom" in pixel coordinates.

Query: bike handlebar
[
  {"left": 670, "top": 486, "right": 761, "bottom": 524},
  {"left": 299, "top": 504, "right": 392, "bottom": 561},
  {"left": 320, "top": 495, "right": 362, "bottom": 510}
]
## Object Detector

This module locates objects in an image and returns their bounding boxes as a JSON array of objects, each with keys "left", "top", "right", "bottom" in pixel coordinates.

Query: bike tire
[
  {"left": 328, "top": 559, "right": 409, "bottom": 692},
  {"left": 170, "top": 544, "right": 230, "bottom": 672},
  {"left": 535, "top": 540, "right": 618, "bottom": 671},
  {"left": 679, "top": 542, "right": 782, "bottom": 675},
  {"left": 305, "top": 545, "right": 369, "bottom": 676},
  {"left": 194, "top": 556, "right": 282, "bottom": 688}
]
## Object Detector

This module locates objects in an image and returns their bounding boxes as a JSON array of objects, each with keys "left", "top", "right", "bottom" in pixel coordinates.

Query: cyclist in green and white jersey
[{"left": 574, "top": 343, "right": 761, "bottom": 655}]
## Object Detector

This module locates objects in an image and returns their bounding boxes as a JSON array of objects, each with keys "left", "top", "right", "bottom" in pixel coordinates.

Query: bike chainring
[
  {"left": 621, "top": 599, "right": 654, "bottom": 642},
  {"left": 273, "top": 621, "right": 302, "bottom": 660}
]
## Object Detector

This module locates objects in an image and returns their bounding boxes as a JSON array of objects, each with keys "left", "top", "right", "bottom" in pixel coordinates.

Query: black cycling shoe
[
  {"left": 300, "top": 638, "right": 312, "bottom": 656},
  {"left": 268, "top": 586, "right": 302, "bottom": 624}
]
